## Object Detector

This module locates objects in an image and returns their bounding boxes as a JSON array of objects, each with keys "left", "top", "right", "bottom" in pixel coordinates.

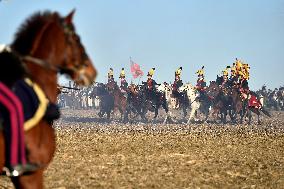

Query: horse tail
[{"left": 261, "top": 108, "right": 271, "bottom": 117}]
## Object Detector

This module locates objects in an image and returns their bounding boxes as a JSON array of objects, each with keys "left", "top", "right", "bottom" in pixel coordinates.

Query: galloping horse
[
  {"left": 0, "top": 10, "right": 97, "bottom": 188},
  {"left": 157, "top": 83, "right": 188, "bottom": 122},
  {"left": 139, "top": 83, "right": 169, "bottom": 122},
  {"left": 126, "top": 84, "right": 148, "bottom": 122},
  {"left": 206, "top": 81, "right": 235, "bottom": 123},
  {"left": 227, "top": 86, "right": 245, "bottom": 123},
  {"left": 240, "top": 91, "right": 271, "bottom": 125},
  {"left": 179, "top": 83, "right": 210, "bottom": 123},
  {"left": 106, "top": 81, "right": 128, "bottom": 122},
  {"left": 91, "top": 83, "right": 114, "bottom": 119}
]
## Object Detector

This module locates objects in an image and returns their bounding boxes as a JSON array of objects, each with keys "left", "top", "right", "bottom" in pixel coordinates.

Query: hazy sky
[{"left": 0, "top": 0, "right": 283, "bottom": 90}]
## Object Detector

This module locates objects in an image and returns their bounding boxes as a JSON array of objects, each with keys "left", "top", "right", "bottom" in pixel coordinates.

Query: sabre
[{"left": 58, "top": 85, "right": 80, "bottom": 90}]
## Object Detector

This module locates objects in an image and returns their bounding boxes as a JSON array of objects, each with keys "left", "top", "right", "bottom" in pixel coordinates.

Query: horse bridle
[{"left": 19, "top": 19, "right": 88, "bottom": 78}]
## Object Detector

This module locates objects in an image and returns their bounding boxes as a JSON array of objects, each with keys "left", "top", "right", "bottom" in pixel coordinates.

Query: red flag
[{"left": 130, "top": 59, "right": 143, "bottom": 79}]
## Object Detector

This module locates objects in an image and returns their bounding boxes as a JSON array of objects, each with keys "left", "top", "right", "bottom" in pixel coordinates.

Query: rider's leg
[{"left": 0, "top": 82, "right": 30, "bottom": 176}]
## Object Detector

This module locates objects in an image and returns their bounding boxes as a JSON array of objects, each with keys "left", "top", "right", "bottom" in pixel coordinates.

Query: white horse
[
  {"left": 157, "top": 82, "right": 189, "bottom": 123},
  {"left": 179, "top": 83, "right": 210, "bottom": 123},
  {"left": 157, "top": 83, "right": 176, "bottom": 109},
  {"left": 178, "top": 83, "right": 200, "bottom": 123}
]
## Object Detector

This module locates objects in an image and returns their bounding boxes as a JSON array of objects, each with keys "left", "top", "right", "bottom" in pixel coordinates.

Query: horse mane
[
  {"left": 0, "top": 51, "right": 26, "bottom": 87},
  {"left": 185, "top": 82, "right": 193, "bottom": 88},
  {"left": 11, "top": 11, "right": 60, "bottom": 55}
]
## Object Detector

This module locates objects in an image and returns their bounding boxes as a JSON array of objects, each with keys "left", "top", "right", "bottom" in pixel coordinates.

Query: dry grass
[{"left": 1, "top": 110, "right": 284, "bottom": 189}]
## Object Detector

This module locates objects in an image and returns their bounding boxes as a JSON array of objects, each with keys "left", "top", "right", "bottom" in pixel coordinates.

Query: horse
[
  {"left": 157, "top": 83, "right": 188, "bottom": 122},
  {"left": 0, "top": 10, "right": 97, "bottom": 188},
  {"left": 126, "top": 84, "right": 148, "bottom": 122},
  {"left": 227, "top": 86, "right": 245, "bottom": 123},
  {"left": 179, "top": 83, "right": 210, "bottom": 123},
  {"left": 105, "top": 81, "right": 128, "bottom": 122},
  {"left": 240, "top": 90, "right": 271, "bottom": 125},
  {"left": 91, "top": 83, "right": 114, "bottom": 120},
  {"left": 206, "top": 81, "right": 235, "bottom": 123},
  {"left": 139, "top": 83, "right": 169, "bottom": 122}
]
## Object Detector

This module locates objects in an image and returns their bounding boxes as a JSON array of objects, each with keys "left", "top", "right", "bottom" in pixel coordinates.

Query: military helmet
[
  {"left": 147, "top": 67, "right": 155, "bottom": 77},
  {"left": 196, "top": 66, "right": 205, "bottom": 77},
  {"left": 119, "top": 68, "right": 125, "bottom": 78},
  {"left": 108, "top": 68, "right": 114, "bottom": 77},
  {"left": 175, "top": 67, "right": 182, "bottom": 76}
]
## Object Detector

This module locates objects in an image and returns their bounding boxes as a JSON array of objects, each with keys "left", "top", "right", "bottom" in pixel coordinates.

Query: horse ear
[{"left": 64, "top": 9, "right": 76, "bottom": 25}]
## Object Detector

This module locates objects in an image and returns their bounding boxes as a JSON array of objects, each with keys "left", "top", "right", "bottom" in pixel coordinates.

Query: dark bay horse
[
  {"left": 206, "top": 81, "right": 234, "bottom": 123},
  {"left": 126, "top": 84, "right": 148, "bottom": 122},
  {"left": 91, "top": 83, "right": 114, "bottom": 120},
  {"left": 0, "top": 10, "right": 97, "bottom": 188},
  {"left": 106, "top": 81, "right": 128, "bottom": 122},
  {"left": 139, "top": 83, "right": 169, "bottom": 122}
]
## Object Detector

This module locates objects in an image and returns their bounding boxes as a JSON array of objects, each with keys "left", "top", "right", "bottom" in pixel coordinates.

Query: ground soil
[{"left": 1, "top": 109, "right": 284, "bottom": 189}]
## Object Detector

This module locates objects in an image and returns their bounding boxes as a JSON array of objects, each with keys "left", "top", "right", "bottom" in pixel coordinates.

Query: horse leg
[
  {"left": 182, "top": 103, "right": 187, "bottom": 118},
  {"left": 203, "top": 108, "right": 209, "bottom": 123},
  {"left": 188, "top": 108, "right": 196, "bottom": 124},
  {"left": 118, "top": 108, "right": 123, "bottom": 121},
  {"left": 11, "top": 169, "right": 44, "bottom": 189},
  {"left": 122, "top": 108, "right": 129, "bottom": 123},
  {"left": 240, "top": 105, "right": 247, "bottom": 124},
  {"left": 220, "top": 109, "right": 227, "bottom": 124},
  {"left": 162, "top": 102, "right": 171, "bottom": 124},
  {"left": 154, "top": 107, "right": 158, "bottom": 119},
  {"left": 211, "top": 108, "right": 218, "bottom": 123},
  {"left": 11, "top": 122, "right": 55, "bottom": 189},
  {"left": 140, "top": 106, "right": 148, "bottom": 122},
  {"left": 0, "top": 131, "right": 5, "bottom": 174},
  {"left": 247, "top": 108, "right": 252, "bottom": 125},
  {"left": 257, "top": 112, "right": 261, "bottom": 125},
  {"left": 251, "top": 108, "right": 261, "bottom": 125},
  {"left": 229, "top": 109, "right": 235, "bottom": 123},
  {"left": 107, "top": 111, "right": 111, "bottom": 120}
]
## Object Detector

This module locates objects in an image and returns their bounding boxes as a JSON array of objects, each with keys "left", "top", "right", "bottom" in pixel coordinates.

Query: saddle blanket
[{"left": 0, "top": 78, "right": 49, "bottom": 131}]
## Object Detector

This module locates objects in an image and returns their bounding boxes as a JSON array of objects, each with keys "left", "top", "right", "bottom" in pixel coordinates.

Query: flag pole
[{"left": 138, "top": 75, "right": 141, "bottom": 85}]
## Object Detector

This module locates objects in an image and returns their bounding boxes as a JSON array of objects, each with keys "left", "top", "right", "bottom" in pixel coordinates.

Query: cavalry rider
[
  {"left": 172, "top": 67, "right": 183, "bottom": 95},
  {"left": 145, "top": 68, "right": 157, "bottom": 100},
  {"left": 107, "top": 68, "right": 115, "bottom": 83},
  {"left": 237, "top": 61, "right": 261, "bottom": 108},
  {"left": 119, "top": 68, "right": 128, "bottom": 95},
  {"left": 229, "top": 63, "right": 238, "bottom": 87},
  {"left": 221, "top": 66, "right": 230, "bottom": 88},
  {"left": 172, "top": 67, "right": 184, "bottom": 107},
  {"left": 238, "top": 62, "right": 249, "bottom": 94},
  {"left": 235, "top": 58, "right": 243, "bottom": 76},
  {"left": 242, "top": 63, "right": 250, "bottom": 81},
  {"left": 0, "top": 50, "right": 39, "bottom": 176},
  {"left": 195, "top": 66, "right": 207, "bottom": 101}
]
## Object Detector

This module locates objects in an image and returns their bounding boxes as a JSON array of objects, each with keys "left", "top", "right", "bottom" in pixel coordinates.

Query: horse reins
[{"left": 17, "top": 19, "right": 88, "bottom": 79}]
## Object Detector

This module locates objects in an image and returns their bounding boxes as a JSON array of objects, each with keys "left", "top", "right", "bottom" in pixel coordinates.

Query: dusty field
[{"left": 1, "top": 109, "right": 284, "bottom": 189}]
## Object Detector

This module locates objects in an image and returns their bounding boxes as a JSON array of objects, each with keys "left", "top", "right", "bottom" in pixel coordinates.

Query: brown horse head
[
  {"left": 59, "top": 10, "right": 97, "bottom": 86},
  {"left": 128, "top": 84, "right": 138, "bottom": 94},
  {"left": 11, "top": 10, "right": 97, "bottom": 101},
  {"left": 207, "top": 81, "right": 221, "bottom": 99},
  {"left": 106, "top": 80, "right": 119, "bottom": 92}
]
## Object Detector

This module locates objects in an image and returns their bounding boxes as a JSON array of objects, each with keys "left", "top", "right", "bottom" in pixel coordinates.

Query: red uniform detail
[
  {"left": 147, "top": 79, "right": 153, "bottom": 90},
  {"left": 249, "top": 95, "right": 261, "bottom": 108}
]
